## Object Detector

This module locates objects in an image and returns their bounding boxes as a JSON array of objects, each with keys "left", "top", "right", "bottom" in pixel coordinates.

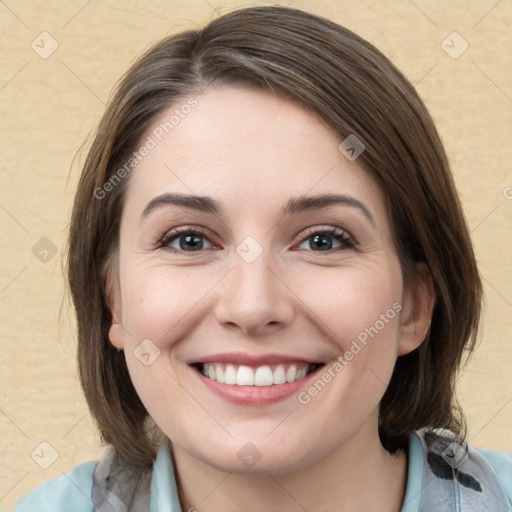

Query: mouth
[
  {"left": 187, "top": 353, "right": 327, "bottom": 405},
  {"left": 192, "top": 361, "right": 324, "bottom": 386}
]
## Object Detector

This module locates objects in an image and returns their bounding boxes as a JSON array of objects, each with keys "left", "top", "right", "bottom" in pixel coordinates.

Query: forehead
[{"left": 123, "top": 85, "right": 385, "bottom": 220}]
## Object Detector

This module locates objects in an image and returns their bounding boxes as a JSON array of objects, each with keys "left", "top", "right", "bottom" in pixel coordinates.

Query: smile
[
  {"left": 196, "top": 362, "right": 323, "bottom": 386},
  {"left": 188, "top": 353, "right": 326, "bottom": 405},
  {"left": 186, "top": 352, "right": 325, "bottom": 406}
]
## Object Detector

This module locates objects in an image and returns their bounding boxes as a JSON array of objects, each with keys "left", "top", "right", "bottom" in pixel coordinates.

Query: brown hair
[{"left": 67, "top": 5, "right": 482, "bottom": 468}]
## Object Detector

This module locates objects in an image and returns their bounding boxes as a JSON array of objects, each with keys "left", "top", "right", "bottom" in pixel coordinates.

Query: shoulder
[
  {"left": 414, "top": 429, "right": 512, "bottom": 510},
  {"left": 15, "top": 460, "right": 97, "bottom": 512},
  {"left": 475, "top": 446, "right": 512, "bottom": 502}
]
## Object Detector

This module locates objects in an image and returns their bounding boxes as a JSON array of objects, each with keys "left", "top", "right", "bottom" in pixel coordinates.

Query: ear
[
  {"left": 104, "top": 254, "right": 125, "bottom": 350},
  {"left": 398, "top": 263, "right": 436, "bottom": 356}
]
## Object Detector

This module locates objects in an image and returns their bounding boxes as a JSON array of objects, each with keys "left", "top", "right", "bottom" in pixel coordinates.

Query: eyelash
[
  {"left": 158, "top": 225, "right": 355, "bottom": 254},
  {"left": 159, "top": 226, "right": 213, "bottom": 251},
  {"left": 297, "top": 226, "right": 355, "bottom": 251}
]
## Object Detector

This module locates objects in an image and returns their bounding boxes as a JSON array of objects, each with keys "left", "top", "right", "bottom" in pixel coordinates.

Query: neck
[{"left": 171, "top": 422, "right": 408, "bottom": 512}]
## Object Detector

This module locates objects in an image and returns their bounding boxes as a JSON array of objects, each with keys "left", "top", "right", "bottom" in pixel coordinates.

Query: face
[{"left": 108, "top": 85, "right": 427, "bottom": 475}]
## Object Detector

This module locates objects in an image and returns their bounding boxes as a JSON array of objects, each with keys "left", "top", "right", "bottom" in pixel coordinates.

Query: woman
[{"left": 16, "top": 5, "right": 511, "bottom": 512}]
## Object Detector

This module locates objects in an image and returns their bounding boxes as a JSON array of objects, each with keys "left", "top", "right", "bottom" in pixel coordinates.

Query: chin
[{"left": 180, "top": 430, "right": 328, "bottom": 476}]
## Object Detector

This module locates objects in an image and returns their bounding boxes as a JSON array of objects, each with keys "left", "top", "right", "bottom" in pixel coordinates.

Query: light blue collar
[
  {"left": 400, "top": 431, "right": 424, "bottom": 512},
  {"left": 149, "top": 441, "right": 182, "bottom": 512},
  {"left": 148, "top": 433, "right": 425, "bottom": 512},
  {"left": 146, "top": 431, "right": 510, "bottom": 512}
]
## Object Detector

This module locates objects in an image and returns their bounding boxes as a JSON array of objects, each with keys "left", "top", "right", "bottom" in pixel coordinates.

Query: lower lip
[{"left": 192, "top": 366, "right": 323, "bottom": 405}]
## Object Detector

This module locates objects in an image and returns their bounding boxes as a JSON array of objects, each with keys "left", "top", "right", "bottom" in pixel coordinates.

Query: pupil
[
  {"left": 180, "top": 234, "right": 203, "bottom": 251},
  {"left": 311, "top": 234, "right": 331, "bottom": 250}
]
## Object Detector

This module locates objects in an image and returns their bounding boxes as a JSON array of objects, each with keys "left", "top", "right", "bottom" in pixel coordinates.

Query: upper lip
[{"left": 187, "top": 352, "right": 325, "bottom": 367}]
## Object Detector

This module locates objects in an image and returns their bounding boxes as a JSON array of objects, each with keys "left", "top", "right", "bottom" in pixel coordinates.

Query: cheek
[
  {"left": 288, "top": 264, "right": 403, "bottom": 435},
  {"left": 302, "top": 263, "right": 401, "bottom": 339},
  {"left": 119, "top": 264, "right": 199, "bottom": 342},
  {"left": 118, "top": 265, "right": 203, "bottom": 426},
  {"left": 294, "top": 262, "right": 403, "bottom": 385}
]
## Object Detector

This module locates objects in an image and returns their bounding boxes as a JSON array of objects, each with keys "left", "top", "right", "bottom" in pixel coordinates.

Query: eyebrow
[
  {"left": 282, "top": 193, "right": 375, "bottom": 226},
  {"left": 141, "top": 193, "right": 222, "bottom": 220},
  {"left": 140, "top": 192, "right": 375, "bottom": 226}
]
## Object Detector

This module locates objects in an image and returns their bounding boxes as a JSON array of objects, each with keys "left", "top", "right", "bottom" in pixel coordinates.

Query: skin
[{"left": 108, "top": 85, "right": 435, "bottom": 512}]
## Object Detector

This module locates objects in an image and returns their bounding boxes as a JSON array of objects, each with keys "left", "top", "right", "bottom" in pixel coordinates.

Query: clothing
[{"left": 15, "top": 429, "right": 512, "bottom": 511}]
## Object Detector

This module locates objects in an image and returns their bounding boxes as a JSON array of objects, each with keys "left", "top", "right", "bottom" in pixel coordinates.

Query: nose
[{"left": 213, "top": 249, "right": 294, "bottom": 335}]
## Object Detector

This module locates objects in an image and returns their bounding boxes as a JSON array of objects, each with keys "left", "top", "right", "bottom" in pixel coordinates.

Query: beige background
[{"left": 0, "top": 0, "right": 511, "bottom": 510}]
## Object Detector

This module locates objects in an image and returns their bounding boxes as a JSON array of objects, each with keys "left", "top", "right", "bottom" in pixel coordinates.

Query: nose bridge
[
  {"left": 214, "top": 239, "right": 293, "bottom": 334},
  {"left": 234, "top": 246, "right": 275, "bottom": 297}
]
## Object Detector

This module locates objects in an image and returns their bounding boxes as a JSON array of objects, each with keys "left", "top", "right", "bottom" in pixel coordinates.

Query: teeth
[
  {"left": 273, "top": 365, "right": 286, "bottom": 384},
  {"left": 201, "top": 362, "right": 316, "bottom": 386},
  {"left": 286, "top": 365, "right": 297, "bottom": 383},
  {"left": 237, "top": 365, "right": 254, "bottom": 386},
  {"left": 296, "top": 367, "right": 307, "bottom": 380},
  {"left": 254, "top": 366, "right": 273, "bottom": 386},
  {"left": 224, "top": 364, "right": 237, "bottom": 385},
  {"left": 216, "top": 365, "right": 225, "bottom": 384}
]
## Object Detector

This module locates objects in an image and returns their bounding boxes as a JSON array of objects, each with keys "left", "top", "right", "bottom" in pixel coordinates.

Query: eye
[
  {"left": 296, "top": 226, "right": 355, "bottom": 251},
  {"left": 157, "top": 225, "right": 354, "bottom": 254},
  {"left": 160, "top": 226, "right": 217, "bottom": 252}
]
